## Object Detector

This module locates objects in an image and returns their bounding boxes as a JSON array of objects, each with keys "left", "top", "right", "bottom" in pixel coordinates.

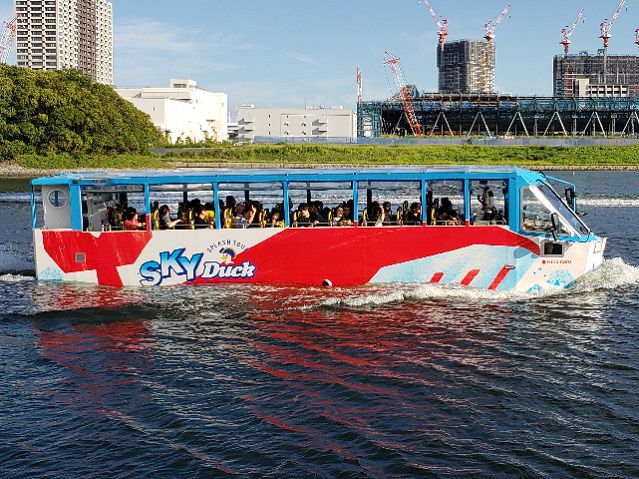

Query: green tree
[{"left": 0, "top": 66, "right": 162, "bottom": 160}]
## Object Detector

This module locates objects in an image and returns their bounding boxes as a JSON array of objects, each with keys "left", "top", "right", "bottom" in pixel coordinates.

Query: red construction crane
[
  {"left": 600, "top": 0, "right": 627, "bottom": 49},
  {"left": 484, "top": 4, "right": 512, "bottom": 43},
  {"left": 561, "top": 8, "right": 586, "bottom": 55},
  {"left": 383, "top": 52, "right": 422, "bottom": 136},
  {"left": 419, "top": 0, "right": 449, "bottom": 46},
  {"left": 0, "top": 14, "right": 20, "bottom": 64}
]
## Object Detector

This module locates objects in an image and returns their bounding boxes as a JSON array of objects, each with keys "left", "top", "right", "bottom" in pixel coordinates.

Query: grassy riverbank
[{"left": 4, "top": 144, "right": 639, "bottom": 176}]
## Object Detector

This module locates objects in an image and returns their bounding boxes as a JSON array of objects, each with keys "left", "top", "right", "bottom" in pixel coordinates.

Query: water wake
[
  {"left": 316, "top": 258, "right": 638, "bottom": 310},
  {"left": 0, "top": 273, "right": 35, "bottom": 283},
  {"left": 570, "top": 257, "right": 639, "bottom": 294},
  {"left": 578, "top": 198, "right": 639, "bottom": 208}
]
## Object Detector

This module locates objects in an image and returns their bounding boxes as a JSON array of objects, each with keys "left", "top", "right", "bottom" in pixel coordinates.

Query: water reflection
[{"left": 11, "top": 272, "right": 636, "bottom": 477}]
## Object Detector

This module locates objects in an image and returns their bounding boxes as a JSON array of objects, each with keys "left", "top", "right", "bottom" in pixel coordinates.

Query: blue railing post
[
  {"left": 30, "top": 184, "right": 37, "bottom": 229},
  {"left": 421, "top": 178, "right": 427, "bottom": 225},
  {"left": 463, "top": 179, "right": 471, "bottom": 225},
  {"left": 283, "top": 181, "right": 291, "bottom": 227},
  {"left": 352, "top": 180, "right": 359, "bottom": 227},
  {"left": 143, "top": 183, "right": 151, "bottom": 231},
  {"left": 69, "top": 183, "right": 83, "bottom": 231},
  {"left": 511, "top": 179, "right": 520, "bottom": 231},
  {"left": 213, "top": 182, "right": 221, "bottom": 229}
]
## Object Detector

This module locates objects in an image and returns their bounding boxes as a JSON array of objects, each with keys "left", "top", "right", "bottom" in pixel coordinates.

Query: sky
[{"left": 2, "top": 0, "right": 639, "bottom": 113}]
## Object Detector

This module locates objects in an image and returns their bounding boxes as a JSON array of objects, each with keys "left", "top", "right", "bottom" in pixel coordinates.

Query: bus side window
[
  {"left": 356, "top": 181, "right": 422, "bottom": 227},
  {"left": 428, "top": 181, "right": 465, "bottom": 226},
  {"left": 470, "top": 180, "right": 508, "bottom": 226}
]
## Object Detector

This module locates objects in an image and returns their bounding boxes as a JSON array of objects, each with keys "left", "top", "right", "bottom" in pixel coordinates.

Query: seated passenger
[
  {"left": 234, "top": 203, "right": 256, "bottom": 228},
  {"left": 405, "top": 202, "right": 422, "bottom": 225},
  {"left": 159, "top": 205, "right": 181, "bottom": 230},
  {"left": 193, "top": 205, "right": 213, "bottom": 229},
  {"left": 345, "top": 200, "right": 355, "bottom": 222},
  {"left": 309, "top": 202, "right": 326, "bottom": 225},
  {"left": 269, "top": 210, "right": 283, "bottom": 228},
  {"left": 226, "top": 196, "right": 237, "bottom": 215},
  {"left": 123, "top": 209, "right": 145, "bottom": 230},
  {"left": 372, "top": 203, "right": 386, "bottom": 227},
  {"left": 437, "top": 198, "right": 463, "bottom": 225},
  {"left": 331, "top": 206, "right": 344, "bottom": 226},
  {"left": 383, "top": 202, "right": 394, "bottom": 226},
  {"left": 296, "top": 204, "right": 318, "bottom": 228}
]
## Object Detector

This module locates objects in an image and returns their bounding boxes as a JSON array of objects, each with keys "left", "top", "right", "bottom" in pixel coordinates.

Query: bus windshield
[{"left": 522, "top": 184, "right": 590, "bottom": 238}]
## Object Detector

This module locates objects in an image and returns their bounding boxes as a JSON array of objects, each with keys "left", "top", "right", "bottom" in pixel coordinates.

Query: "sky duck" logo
[{"left": 139, "top": 248, "right": 256, "bottom": 286}]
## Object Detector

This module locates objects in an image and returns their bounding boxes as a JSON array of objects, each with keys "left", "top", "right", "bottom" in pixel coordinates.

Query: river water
[{"left": 0, "top": 172, "right": 638, "bottom": 478}]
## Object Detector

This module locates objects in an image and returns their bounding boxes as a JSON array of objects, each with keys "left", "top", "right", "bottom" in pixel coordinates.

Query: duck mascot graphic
[{"left": 219, "top": 248, "right": 237, "bottom": 265}]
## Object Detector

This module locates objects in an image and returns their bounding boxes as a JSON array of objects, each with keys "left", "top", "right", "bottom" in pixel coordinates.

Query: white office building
[
  {"left": 14, "top": 0, "right": 113, "bottom": 84},
  {"left": 116, "top": 79, "right": 229, "bottom": 144},
  {"left": 237, "top": 106, "right": 357, "bottom": 143}
]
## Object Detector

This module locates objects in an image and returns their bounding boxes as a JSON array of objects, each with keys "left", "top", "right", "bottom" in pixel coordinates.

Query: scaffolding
[
  {"left": 357, "top": 94, "right": 639, "bottom": 138},
  {"left": 554, "top": 54, "right": 639, "bottom": 98},
  {"left": 438, "top": 40, "right": 496, "bottom": 94}
]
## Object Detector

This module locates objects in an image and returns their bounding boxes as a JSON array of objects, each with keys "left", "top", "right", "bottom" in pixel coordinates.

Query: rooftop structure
[
  {"left": 116, "top": 79, "right": 228, "bottom": 144},
  {"left": 438, "top": 40, "right": 496, "bottom": 94},
  {"left": 13, "top": 0, "right": 113, "bottom": 84}
]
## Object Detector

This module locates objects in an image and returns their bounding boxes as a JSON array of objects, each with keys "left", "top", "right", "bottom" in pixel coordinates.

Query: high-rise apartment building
[
  {"left": 13, "top": 0, "right": 113, "bottom": 84},
  {"left": 438, "top": 40, "right": 496, "bottom": 94}
]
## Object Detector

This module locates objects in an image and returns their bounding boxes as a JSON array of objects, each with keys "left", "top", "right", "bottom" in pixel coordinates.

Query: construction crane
[
  {"left": 0, "top": 14, "right": 20, "bottom": 64},
  {"left": 356, "top": 66, "right": 363, "bottom": 105},
  {"left": 484, "top": 4, "right": 512, "bottom": 43},
  {"left": 383, "top": 52, "right": 422, "bottom": 136},
  {"left": 636, "top": 28, "right": 639, "bottom": 49},
  {"left": 600, "top": 0, "right": 627, "bottom": 50},
  {"left": 561, "top": 8, "right": 586, "bottom": 55},
  {"left": 419, "top": 0, "right": 449, "bottom": 46}
]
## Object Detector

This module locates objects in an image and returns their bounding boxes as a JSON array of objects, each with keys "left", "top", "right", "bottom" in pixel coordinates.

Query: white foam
[
  {"left": 571, "top": 257, "right": 639, "bottom": 294},
  {"left": 320, "top": 283, "right": 525, "bottom": 309},
  {"left": 0, "top": 273, "right": 35, "bottom": 283},
  {"left": 578, "top": 198, "right": 639, "bottom": 208},
  {"left": 314, "top": 258, "right": 639, "bottom": 310},
  {"left": 0, "top": 193, "right": 35, "bottom": 204}
]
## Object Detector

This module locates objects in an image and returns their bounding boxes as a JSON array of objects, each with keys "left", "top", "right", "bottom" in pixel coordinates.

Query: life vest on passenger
[{"left": 223, "top": 208, "right": 233, "bottom": 229}]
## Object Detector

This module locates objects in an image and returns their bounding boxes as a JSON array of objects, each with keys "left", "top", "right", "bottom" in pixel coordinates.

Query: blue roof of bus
[{"left": 31, "top": 166, "right": 545, "bottom": 186}]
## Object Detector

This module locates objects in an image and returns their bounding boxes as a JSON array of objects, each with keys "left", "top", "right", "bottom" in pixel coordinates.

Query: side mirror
[{"left": 550, "top": 212, "right": 560, "bottom": 241}]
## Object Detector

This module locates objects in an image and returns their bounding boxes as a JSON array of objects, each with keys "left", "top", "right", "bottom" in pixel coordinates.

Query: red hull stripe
[
  {"left": 430, "top": 272, "right": 444, "bottom": 283},
  {"left": 42, "top": 231, "right": 152, "bottom": 287},
  {"left": 488, "top": 266, "right": 512, "bottom": 291},
  {"left": 461, "top": 269, "right": 481, "bottom": 287}
]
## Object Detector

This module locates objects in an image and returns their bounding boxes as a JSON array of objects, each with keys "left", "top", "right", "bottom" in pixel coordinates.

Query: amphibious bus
[{"left": 30, "top": 167, "right": 606, "bottom": 292}]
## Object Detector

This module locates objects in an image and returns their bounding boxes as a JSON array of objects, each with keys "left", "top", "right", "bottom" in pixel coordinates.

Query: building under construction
[
  {"left": 554, "top": 53, "right": 639, "bottom": 98},
  {"left": 357, "top": 93, "right": 639, "bottom": 138},
  {"left": 359, "top": 42, "right": 639, "bottom": 138},
  {"left": 438, "top": 40, "right": 496, "bottom": 94}
]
